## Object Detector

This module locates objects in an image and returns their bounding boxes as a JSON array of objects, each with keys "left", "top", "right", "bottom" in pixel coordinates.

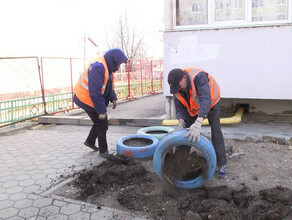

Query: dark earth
[
  {"left": 54, "top": 151, "right": 292, "bottom": 220},
  {"left": 123, "top": 137, "right": 154, "bottom": 147},
  {"left": 146, "top": 130, "right": 168, "bottom": 134},
  {"left": 163, "top": 146, "right": 208, "bottom": 182}
]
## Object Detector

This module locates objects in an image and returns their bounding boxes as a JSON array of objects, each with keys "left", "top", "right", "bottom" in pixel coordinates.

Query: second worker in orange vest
[
  {"left": 74, "top": 48, "right": 128, "bottom": 158},
  {"left": 167, "top": 68, "right": 227, "bottom": 178}
]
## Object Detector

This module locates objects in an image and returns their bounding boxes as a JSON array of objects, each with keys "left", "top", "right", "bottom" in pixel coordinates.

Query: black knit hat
[{"left": 168, "top": 68, "right": 185, "bottom": 94}]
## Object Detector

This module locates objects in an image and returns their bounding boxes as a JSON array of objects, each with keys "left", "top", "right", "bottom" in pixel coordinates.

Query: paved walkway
[{"left": 0, "top": 94, "right": 292, "bottom": 219}]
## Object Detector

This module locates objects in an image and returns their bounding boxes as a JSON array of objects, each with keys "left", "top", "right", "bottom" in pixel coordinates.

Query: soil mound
[
  {"left": 57, "top": 155, "right": 292, "bottom": 220},
  {"left": 71, "top": 155, "right": 148, "bottom": 200}
]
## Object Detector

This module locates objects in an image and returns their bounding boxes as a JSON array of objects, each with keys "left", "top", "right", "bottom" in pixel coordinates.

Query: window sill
[{"left": 165, "top": 21, "right": 292, "bottom": 32}]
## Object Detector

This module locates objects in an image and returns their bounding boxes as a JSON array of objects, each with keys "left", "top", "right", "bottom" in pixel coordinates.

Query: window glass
[
  {"left": 215, "top": 0, "right": 245, "bottom": 21},
  {"left": 176, "top": 0, "right": 208, "bottom": 25},
  {"left": 175, "top": 0, "right": 290, "bottom": 27},
  {"left": 252, "top": 0, "right": 289, "bottom": 22},
  {"left": 277, "top": 0, "right": 285, "bottom": 5}
]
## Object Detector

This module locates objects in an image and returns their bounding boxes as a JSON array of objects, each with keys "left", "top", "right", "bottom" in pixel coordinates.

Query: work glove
[
  {"left": 98, "top": 113, "right": 107, "bottom": 120},
  {"left": 185, "top": 120, "right": 202, "bottom": 142},
  {"left": 178, "top": 119, "right": 186, "bottom": 130}
]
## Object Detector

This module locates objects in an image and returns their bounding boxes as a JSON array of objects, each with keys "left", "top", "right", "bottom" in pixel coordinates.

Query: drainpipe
[{"left": 162, "top": 107, "right": 245, "bottom": 126}]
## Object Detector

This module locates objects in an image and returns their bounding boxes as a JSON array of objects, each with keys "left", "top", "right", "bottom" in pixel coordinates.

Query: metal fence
[{"left": 0, "top": 57, "right": 163, "bottom": 127}]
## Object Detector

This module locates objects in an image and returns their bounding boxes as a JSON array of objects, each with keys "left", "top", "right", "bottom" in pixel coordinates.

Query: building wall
[{"left": 163, "top": 0, "right": 292, "bottom": 115}]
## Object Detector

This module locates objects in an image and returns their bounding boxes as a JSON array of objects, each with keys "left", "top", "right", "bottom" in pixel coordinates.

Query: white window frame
[{"left": 171, "top": 0, "right": 292, "bottom": 31}]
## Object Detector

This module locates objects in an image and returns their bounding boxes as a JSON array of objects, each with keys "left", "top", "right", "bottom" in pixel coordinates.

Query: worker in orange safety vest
[
  {"left": 167, "top": 68, "right": 227, "bottom": 178},
  {"left": 74, "top": 48, "right": 128, "bottom": 158}
]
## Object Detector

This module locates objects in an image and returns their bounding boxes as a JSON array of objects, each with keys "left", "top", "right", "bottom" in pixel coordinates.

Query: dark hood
[{"left": 104, "top": 48, "right": 128, "bottom": 73}]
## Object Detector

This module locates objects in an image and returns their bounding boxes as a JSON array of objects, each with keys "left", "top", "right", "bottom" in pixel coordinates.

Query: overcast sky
[{"left": 0, "top": 0, "right": 164, "bottom": 58}]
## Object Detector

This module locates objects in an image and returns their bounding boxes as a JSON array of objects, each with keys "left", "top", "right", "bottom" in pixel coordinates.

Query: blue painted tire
[
  {"left": 153, "top": 129, "right": 217, "bottom": 189},
  {"left": 116, "top": 134, "right": 159, "bottom": 159},
  {"left": 137, "top": 126, "right": 175, "bottom": 140}
]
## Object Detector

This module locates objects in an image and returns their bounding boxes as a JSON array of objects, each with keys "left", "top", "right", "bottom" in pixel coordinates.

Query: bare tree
[{"left": 106, "top": 14, "right": 148, "bottom": 60}]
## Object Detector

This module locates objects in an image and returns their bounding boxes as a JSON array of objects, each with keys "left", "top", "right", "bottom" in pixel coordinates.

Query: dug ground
[{"left": 53, "top": 139, "right": 292, "bottom": 220}]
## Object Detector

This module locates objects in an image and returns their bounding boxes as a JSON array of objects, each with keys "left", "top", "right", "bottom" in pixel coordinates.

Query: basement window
[{"left": 174, "top": 0, "right": 291, "bottom": 30}]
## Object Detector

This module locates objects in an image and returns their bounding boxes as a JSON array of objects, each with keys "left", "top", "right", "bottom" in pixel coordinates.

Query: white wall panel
[{"left": 163, "top": 26, "right": 292, "bottom": 100}]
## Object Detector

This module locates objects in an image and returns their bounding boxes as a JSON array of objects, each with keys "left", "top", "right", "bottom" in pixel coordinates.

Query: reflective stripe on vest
[
  {"left": 79, "top": 57, "right": 109, "bottom": 94},
  {"left": 79, "top": 72, "right": 89, "bottom": 90},
  {"left": 74, "top": 56, "right": 109, "bottom": 108},
  {"left": 175, "top": 68, "right": 220, "bottom": 116}
]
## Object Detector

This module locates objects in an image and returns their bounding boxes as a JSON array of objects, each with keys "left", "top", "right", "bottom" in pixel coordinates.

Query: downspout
[{"left": 162, "top": 107, "right": 245, "bottom": 126}]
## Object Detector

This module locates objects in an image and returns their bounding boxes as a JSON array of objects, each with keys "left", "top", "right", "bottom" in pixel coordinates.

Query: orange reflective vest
[
  {"left": 174, "top": 68, "right": 220, "bottom": 116},
  {"left": 74, "top": 56, "right": 109, "bottom": 108}
]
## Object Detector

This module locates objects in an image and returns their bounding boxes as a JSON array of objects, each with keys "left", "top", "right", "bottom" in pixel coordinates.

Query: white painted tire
[{"left": 137, "top": 126, "right": 175, "bottom": 140}]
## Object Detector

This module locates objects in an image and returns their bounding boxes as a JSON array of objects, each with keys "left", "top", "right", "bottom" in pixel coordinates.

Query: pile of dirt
[
  {"left": 70, "top": 155, "right": 148, "bottom": 201},
  {"left": 56, "top": 154, "right": 292, "bottom": 220}
]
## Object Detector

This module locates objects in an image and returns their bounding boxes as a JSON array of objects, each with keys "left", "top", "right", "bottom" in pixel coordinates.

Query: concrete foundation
[{"left": 165, "top": 96, "right": 292, "bottom": 118}]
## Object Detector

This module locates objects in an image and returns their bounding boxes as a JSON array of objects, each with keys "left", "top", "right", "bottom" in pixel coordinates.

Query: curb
[
  {"left": 0, "top": 121, "right": 38, "bottom": 136},
  {"left": 38, "top": 115, "right": 163, "bottom": 127}
]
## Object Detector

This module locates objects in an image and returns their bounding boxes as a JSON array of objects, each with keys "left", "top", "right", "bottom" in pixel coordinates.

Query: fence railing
[{"left": 0, "top": 57, "right": 163, "bottom": 127}]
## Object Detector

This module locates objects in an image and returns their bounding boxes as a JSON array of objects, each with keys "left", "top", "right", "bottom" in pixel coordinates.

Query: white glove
[
  {"left": 185, "top": 120, "right": 202, "bottom": 142},
  {"left": 98, "top": 113, "right": 107, "bottom": 120},
  {"left": 178, "top": 119, "right": 186, "bottom": 130}
]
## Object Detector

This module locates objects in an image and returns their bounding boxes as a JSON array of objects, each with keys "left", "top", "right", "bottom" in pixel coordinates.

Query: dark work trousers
[
  {"left": 85, "top": 110, "right": 108, "bottom": 153},
  {"left": 185, "top": 101, "right": 227, "bottom": 166}
]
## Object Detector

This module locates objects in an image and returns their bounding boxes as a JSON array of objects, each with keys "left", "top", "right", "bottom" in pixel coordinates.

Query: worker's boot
[
  {"left": 98, "top": 133, "right": 109, "bottom": 158},
  {"left": 217, "top": 165, "right": 227, "bottom": 178},
  {"left": 99, "top": 150, "right": 110, "bottom": 159},
  {"left": 84, "top": 141, "right": 99, "bottom": 151},
  {"left": 85, "top": 125, "right": 99, "bottom": 151}
]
